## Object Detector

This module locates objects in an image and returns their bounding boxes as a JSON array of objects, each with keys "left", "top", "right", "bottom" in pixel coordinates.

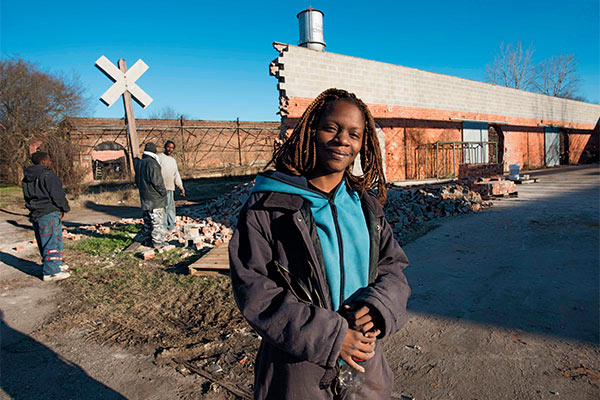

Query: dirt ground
[{"left": 1, "top": 166, "right": 599, "bottom": 399}]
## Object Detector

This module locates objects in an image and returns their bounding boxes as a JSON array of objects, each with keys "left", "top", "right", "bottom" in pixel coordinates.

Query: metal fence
[
  {"left": 70, "top": 121, "right": 281, "bottom": 180},
  {"left": 413, "top": 141, "right": 498, "bottom": 180}
]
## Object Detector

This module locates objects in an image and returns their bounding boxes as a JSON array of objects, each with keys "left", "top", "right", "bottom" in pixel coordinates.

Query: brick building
[
  {"left": 269, "top": 42, "right": 600, "bottom": 181},
  {"left": 64, "top": 117, "right": 280, "bottom": 182}
]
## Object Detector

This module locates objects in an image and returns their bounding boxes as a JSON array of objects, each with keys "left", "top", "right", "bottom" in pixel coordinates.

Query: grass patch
[
  {"left": 119, "top": 223, "right": 142, "bottom": 233},
  {"left": 51, "top": 248, "right": 244, "bottom": 350},
  {"left": 69, "top": 230, "right": 134, "bottom": 255},
  {"left": 0, "top": 185, "right": 24, "bottom": 208}
]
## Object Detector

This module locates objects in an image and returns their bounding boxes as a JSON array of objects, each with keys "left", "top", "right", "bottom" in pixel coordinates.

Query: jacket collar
[
  {"left": 261, "top": 188, "right": 385, "bottom": 217},
  {"left": 262, "top": 191, "right": 304, "bottom": 211},
  {"left": 142, "top": 151, "right": 160, "bottom": 162},
  {"left": 361, "top": 191, "right": 385, "bottom": 217}
]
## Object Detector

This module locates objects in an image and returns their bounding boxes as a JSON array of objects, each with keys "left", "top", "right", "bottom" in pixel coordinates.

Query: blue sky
[{"left": 1, "top": 0, "right": 598, "bottom": 121}]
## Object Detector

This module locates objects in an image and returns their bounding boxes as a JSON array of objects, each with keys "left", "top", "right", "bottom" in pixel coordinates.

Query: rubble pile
[
  {"left": 70, "top": 216, "right": 234, "bottom": 252},
  {"left": 385, "top": 182, "right": 492, "bottom": 242},
  {"left": 58, "top": 180, "right": 491, "bottom": 253},
  {"left": 172, "top": 216, "right": 234, "bottom": 249},
  {"left": 191, "top": 181, "right": 254, "bottom": 228}
]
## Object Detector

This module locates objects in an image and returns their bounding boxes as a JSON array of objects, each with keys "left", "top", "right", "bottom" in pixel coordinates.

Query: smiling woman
[
  {"left": 229, "top": 88, "right": 411, "bottom": 399},
  {"left": 310, "top": 99, "right": 365, "bottom": 192}
]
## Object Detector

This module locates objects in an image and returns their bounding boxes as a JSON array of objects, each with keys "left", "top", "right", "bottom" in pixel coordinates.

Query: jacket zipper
[
  {"left": 274, "top": 260, "right": 313, "bottom": 305},
  {"left": 329, "top": 198, "right": 345, "bottom": 310},
  {"left": 297, "top": 208, "right": 331, "bottom": 310},
  {"left": 306, "top": 259, "right": 325, "bottom": 308}
]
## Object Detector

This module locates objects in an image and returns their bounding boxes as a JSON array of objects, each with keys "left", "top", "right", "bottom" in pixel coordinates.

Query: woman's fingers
[
  {"left": 364, "top": 329, "right": 381, "bottom": 338},
  {"left": 341, "top": 353, "right": 365, "bottom": 372},
  {"left": 358, "top": 321, "right": 374, "bottom": 333}
]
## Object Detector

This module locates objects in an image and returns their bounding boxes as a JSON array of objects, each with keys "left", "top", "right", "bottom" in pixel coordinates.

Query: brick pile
[
  {"left": 385, "top": 182, "right": 492, "bottom": 242},
  {"left": 70, "top": 216, "right": 233, "bottom": 252},
  {"left": 188, "top": 179, "right": 492, "bottom": 246},
  {"left": 54, "top": 179, "right": 491, "bottom": 253},
  {"left": 190, "top": 182, "right": 254, "bottom": 228}
]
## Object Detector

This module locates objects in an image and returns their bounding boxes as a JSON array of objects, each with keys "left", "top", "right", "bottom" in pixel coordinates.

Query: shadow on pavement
[
  {"left": 0, "top": 311, "right": 126, "bottom": 399},
  {"left": 404, "top": 168, "right": 600, "bottom": 344},
  {"left": 83, "top": 201, "right": 141, "bottom": 220},
  {"left": 0, "top": 208, "right": 28, "bottom": 217},
  {"left": 0, "top": 251, "right": 40, "bottom": 279},
  {"left": 6, "top": 219, "right": 33, "bottom": 231}
]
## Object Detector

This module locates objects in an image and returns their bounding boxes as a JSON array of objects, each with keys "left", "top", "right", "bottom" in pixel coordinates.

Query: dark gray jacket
[
  {"left": 134, "top": 153, "right": 167, "bottom": 211},
  {"left": 229, "top": 180, "right": 411, "bottom": 399},
  {"left": 22, "top": 165, "right": 70, "bottom": 220}
]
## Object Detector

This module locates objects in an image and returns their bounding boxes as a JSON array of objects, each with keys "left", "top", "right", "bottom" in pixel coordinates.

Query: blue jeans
[
  {"left": 32, "top": 211, "right": 64, "bottom": 276},
  {"left": 164, "top": 190, "right": 176, "bottom": 231}
]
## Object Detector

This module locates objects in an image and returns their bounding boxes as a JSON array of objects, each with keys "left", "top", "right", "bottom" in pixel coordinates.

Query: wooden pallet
[
  {"left": 124, "top": 233, "right": 145, "bottom": 253},
  {"left": 188, "top": 242, "right": 230, "bottom": 275}
]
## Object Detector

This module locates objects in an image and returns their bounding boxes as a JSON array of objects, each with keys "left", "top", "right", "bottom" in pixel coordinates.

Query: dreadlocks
[{"left": 271, "top": 88, "right": 387, "bottom": 204}]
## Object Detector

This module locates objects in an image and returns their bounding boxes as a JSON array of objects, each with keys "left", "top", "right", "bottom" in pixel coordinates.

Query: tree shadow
[
  {"left": 0, "top": 310, "right": 126, "bottom": 399},
  {"left": 0, "top": 251, "right": 41, "bottom": 279}
]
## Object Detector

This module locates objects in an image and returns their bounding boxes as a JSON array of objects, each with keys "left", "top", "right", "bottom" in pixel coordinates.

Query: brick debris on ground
[{"left": 49, "top": 178, "right": 494, "bottom": 257}]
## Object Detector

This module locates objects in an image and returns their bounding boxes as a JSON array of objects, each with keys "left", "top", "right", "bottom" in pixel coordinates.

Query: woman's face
[{"left": 313, "top": 99, "right": 365, "bottom": 177}]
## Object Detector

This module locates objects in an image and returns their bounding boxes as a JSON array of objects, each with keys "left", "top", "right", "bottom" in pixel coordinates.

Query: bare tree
[
  {"left": 534, "top": 54, "right": 582, "bottom": 100},
  {"left": 147, "top": 106, "right": 188, "bottom": 120},
  {"left": 0, "top": 58, "right": 88, "bottom": 184},
  {"left": 485, "top": 41, "right": 536, "bottom": 90}
]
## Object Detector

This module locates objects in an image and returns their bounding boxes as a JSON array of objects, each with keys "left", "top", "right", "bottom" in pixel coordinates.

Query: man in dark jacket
[
  {"left": 134, "top": 142, "right": 168, "bottom": 248},
  {"left": 22, "top": 152, "right": 71, "bottom": 282}
]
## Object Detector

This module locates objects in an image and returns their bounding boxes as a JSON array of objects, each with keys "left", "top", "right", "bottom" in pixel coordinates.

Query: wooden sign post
[{"left": 95, "top": 55, "right": 153, "bottom": 178}]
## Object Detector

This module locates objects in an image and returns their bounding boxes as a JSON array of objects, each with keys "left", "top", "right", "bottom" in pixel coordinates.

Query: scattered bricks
[
  {"left": 98, "top": 226, "right": 111, "bottom": 234},
  {"left": 157, "top": 245, "right": 176, "bottom": 253},
  {"left": 62, "top": 229, "right": 68, "bottom": 236},
  {"left": 141, "top": 249, "right": 155, "bottom": 260},
  {"left": 384, "top": 180, "right": 492, "bottom": 243},
  {"left": 472, "top": 179, "right": 517, "bottom": 198}
]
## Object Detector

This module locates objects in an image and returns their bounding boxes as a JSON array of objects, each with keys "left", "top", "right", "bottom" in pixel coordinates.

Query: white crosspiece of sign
[{"left": 95, "top": 55, "right": 153, "bottom": 108}]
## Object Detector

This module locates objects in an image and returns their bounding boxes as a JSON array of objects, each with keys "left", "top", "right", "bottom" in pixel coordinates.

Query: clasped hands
[{"left": 339, "top": 304, "right": 382, "bottom": 372}]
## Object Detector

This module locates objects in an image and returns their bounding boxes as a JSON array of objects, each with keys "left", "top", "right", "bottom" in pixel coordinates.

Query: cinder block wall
[{"left": 270, "top": 43, "right": 600, "bottom": 181}]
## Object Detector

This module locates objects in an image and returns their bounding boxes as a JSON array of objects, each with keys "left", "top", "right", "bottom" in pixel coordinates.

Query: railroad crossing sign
[
  {"left": 95, "top": 55, "right": 153, "bottom": 108},
  {"left": 95, "top": 55, "right": 153, "bottom": 178}
]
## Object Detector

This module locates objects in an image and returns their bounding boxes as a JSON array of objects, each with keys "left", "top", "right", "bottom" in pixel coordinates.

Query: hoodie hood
[
  {"left": 23, "top": 165, "right": 50, "bottom": 183},
  {"left": 252, "top": 170, "right": 369, "bottom": 311}
]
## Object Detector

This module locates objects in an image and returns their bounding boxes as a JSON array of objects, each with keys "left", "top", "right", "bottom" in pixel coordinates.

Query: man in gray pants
[
  {"left": 134, "top": 142, "right": 167, "bottom": 248},
  {"left": 158, "top": 140, "right": 185, "bottom": 232}
]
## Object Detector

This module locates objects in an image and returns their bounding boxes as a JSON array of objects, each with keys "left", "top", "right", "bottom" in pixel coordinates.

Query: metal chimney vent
[{"left": 297, "top": 7, "right": 325, "bottom": 51}]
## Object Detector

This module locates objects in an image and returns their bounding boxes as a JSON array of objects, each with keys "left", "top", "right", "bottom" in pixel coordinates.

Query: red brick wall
[
  {"left": 65, "top": 117, "right": 281, "bottom": 181},
  {"left": 283, "top": 97, "right": 599, "bottom": 180}
]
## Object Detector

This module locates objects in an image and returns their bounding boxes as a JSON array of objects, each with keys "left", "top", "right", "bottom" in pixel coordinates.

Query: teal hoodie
[{"left": 252, "top": 171, "right": 370, "bottom": 311}]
